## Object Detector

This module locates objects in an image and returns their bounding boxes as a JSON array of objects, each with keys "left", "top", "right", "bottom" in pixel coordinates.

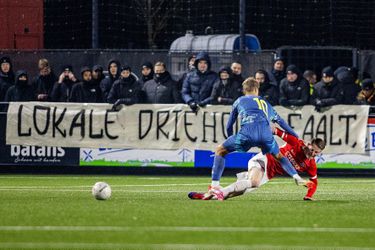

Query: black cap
[
  {"left": 0, "top": 56, "right": 11, "bottom": 64},
  {"left": 141, "top": 61, "right": 153, "bottom": 69},
  {"left": 61, "top": 65, "right": 73, "bottom": 72},
  {"left": 286, "top": 64, "right": 300, "bottom": 75},
  {"left": 121, "top": 65, "right": 131, "bottom": 72},
  {"left": 361, "top": 79, "right": 374, "bottom": 90},
  {"left": 273, "top": 56, "right": 284, "bottom": 64},
  {"left": 322, "top": 66, "right": 334, "bottom": 77}
]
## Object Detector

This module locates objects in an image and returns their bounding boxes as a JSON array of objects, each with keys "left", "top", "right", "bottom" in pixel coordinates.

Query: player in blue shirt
[{"left": 207, "top": 77, "right": 307, "bottom": 199}]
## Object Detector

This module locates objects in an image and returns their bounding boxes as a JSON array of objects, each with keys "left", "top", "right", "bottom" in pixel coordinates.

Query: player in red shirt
[{"left": 189, "top": 127, "right": 326, "bottom": 201}]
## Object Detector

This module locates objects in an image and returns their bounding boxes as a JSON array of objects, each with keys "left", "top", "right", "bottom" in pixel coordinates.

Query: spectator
[
  {"left": 269, "top": 56, "right": 286, "bottom": 86},
  {"left": 230, "top": 61, "right": 244, "bottom": 84},
  {"left": 356, "top": 79, "right": 375, "bottom": 105},
  {"left": 0, "top": 56, "right": 15, "bottom": 101},
  {"left": 33, "top": 58, "right": 57, "bottom": 102},
  {"left": 310, "top": 66, "right": 344, "bottom": 110},
  {"left": 142, "top": 61, "right": 181, "bottom": 104},
  {"left": 139, "top": 61, "right": 154, "bottom": 87},
  {"left": 279, "top": 65, "right": 309, "bottom": 107},
  {"left": 335, "top": 67, "right": 361, "bottom": 104},
  {"left": 91, "top": 65, "right": 105, "bottom": 86},
  {"left": 182, "top": 51, "right": 218, "bottom": 112},
  {"left": 5, "top": 70, "right": 35, "bottom": 102},
  {"left": 100, "top": 59, "right": 121, "bottom": 102},
  {"left": 178, "top": 54, "right": 196, "bottom": 93},
  {"left": 107, "top": 65, "right": 142, "bottom": 107},
  {"left": 51, "top": 65, "right": 78, "bottom": 102},
  {"left": 255, "top": 69, "right": 279, "bottom": 106},
  {"left": 303, "top": 69, "right": 317, "bottom": 96},
  {"left": 210, "top": 66, "right": 242, "bottom": 105},
  {"left": 70, "top": 67, "right": 102, "bottom": 103}
]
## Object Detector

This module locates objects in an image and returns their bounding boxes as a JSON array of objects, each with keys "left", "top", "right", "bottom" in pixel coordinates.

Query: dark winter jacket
[
  {"left": 210, "top": 78, "right": 242, "bottom": 105},
  {"left": 258, "top": 70, "right": 279, "bottom": 106},
  {"left": 33, "top": 72, "right": 58, "bottom": 101},
  {"left": 0, "top": 57, "right": 15, "bottom": 101},
  {"left": 50, "top": 78, "right": 78, "bottom": 102},
  {"left": 182, "top": 52, "right": 218, "bottom": 105},
  {"left": 107, "top": 74, "right": 142, "bottom": 105},
  {"left": 100, "top": 59, "right": 121, "bottom": 102},
  {"left": 142, "top": 71, "right": 181, "bottom": 103},
  {"left": 279, "top": 77, "right": 310, "bottom": 106},
  {"left": 269, "top": 69, "right": 286, "bottom": 86},
  {"left": 310, "top": 79, "right": 344, "bottom": 107},
  {"left": 70, "top": 81, "right": 103, "bottom": 103},
  {"left": 336, "top": 69, "right": 361, "bottom": 105},
  {"left": 4, "top": 70, "right": 35, "bottom": 102}
]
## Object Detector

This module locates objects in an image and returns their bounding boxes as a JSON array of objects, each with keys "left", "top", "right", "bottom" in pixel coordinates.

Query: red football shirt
[{"left": 265, "top": 128, "right": 318, "bottom": 198}]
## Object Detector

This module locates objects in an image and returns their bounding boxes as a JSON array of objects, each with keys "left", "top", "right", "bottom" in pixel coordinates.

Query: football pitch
[{"left": 0, "top": 175, "right": 374, "bottom": 250}]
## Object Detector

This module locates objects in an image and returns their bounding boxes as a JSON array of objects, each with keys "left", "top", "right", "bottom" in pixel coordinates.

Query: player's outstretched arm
[{"left": 274, "top": 127, "right": 299, "bottom": 146}]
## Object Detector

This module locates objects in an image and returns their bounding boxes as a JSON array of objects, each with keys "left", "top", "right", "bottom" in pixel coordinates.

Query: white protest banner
[{"left": 6, "top": 102, "right": 369, "bottom": 154}]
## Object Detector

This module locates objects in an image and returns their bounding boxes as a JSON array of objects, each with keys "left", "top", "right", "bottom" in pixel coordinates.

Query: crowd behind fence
[{"left": 0, "top": 50, "right": 374, "bottom": 114}]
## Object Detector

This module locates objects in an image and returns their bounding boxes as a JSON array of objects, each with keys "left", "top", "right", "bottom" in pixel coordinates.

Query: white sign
[{"left": 6, "top": 102, "right": 369, "bottom": 154}]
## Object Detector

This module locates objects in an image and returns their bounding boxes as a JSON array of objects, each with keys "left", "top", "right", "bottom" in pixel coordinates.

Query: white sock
[{"left": 222, "top": 179, "right": 252, "bottom": 197}]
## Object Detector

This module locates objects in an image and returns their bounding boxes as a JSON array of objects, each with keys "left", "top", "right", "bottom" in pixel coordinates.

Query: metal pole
[
  {"left": 239, "top": 0, "right": 246, "bottom": 52},
  {"left": 92, "top": 0, "right": 99, "bottom": 49}
]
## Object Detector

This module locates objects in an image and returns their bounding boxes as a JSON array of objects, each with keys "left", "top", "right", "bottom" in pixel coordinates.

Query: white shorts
[{"left": 247, "top": 152, "right": 269, "bottom": 187}]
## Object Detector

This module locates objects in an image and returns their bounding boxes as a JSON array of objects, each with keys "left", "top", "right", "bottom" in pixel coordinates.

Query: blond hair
[
  {"left": 242, "top": 77, "right": 260, "bottom": 93},
  {"left": 38, "top": 58, "right": 49, "bottom": 69}
]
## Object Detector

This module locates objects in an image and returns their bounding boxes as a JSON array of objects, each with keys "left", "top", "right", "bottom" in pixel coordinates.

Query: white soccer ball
[{"left": 92, "top": 182, "right": 111, "bottom": 200}]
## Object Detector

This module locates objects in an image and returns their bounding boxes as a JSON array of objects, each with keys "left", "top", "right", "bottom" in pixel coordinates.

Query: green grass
[
  {"left": 80, "top": 160, "right": 194, "bottom": 167},
  {"left": 0, "top": 175, "right": 375, "bottom": 249}
]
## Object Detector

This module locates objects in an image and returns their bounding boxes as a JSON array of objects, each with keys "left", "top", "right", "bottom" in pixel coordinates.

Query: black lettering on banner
[
  {"left": 33, "top": 105, "right": 50, "bottom": 135},
  {"left": 202, "top": 111, "right": 217, "bottom": 143},
  {"left": 89, "top": 109, "right": 103, "bottom": 138},
  {"left": 184, "top": 111, "right": 197, "bottom": 142},
  {"left": 330, "top": 114, "right": 342, "bottom": 145},
  {"left": 302, "top": 116, "right": 314, "bottom": 140},
  {"left": 172, "top": 110, "right": 181, "bottom": 141},
  {"left": 69, "top": 109, "right": 85, "bottom": 137},
  {"left": 156, "top": 110, "right": 169, "bottom": 139},
  {"left": 17, "top": 104, "right": 31, "bottom": 136},
  {"left": 221, "top": 112, "right": 230, "bottom": 138},
  {"left": 105, "top": 110, "right": 118, "bottom": 139},
  {"left": 316, "top": 115, "right": 327, "bottom": 143},
  {"left": 339, "top": 114, "right": 356, "bottom": 144},
  {"left": 288, "top": 114, "right": 302, "bottom": 130},
  {"left": 52, "top": 107, "right": 67, "bottom": 137},
  {"left": 139, "top": 110, "right": 153, "bottom": 139}
]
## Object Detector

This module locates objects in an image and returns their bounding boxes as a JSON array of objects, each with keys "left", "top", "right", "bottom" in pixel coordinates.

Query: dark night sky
[{"left": 44, "top": 0, "right": 375, "bottom": 49}]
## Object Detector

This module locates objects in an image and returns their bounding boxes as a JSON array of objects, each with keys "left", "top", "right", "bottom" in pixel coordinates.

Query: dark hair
[{"left": 312, "top": 138, "right": 326, "bottom": 150}]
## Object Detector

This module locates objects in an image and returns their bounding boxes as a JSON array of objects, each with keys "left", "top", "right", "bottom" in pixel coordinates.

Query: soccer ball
[{"left": 92, "top": 182, "right": 111, "bottom": 200}]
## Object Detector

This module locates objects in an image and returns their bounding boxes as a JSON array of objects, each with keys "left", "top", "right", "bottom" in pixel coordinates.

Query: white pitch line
[{"left": 0, "top": 226, "right": 374, "bottom": 234}]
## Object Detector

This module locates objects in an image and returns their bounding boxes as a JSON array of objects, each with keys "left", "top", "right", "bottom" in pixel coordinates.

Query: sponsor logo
[{"left": 10, "top": 145, "right": 65, "bottom": 163}]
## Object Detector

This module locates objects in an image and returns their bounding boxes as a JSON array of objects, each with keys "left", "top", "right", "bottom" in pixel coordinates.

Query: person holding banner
[
  {"left": 204, "top": 77, "right": 309, "bottom": 200},
  {"left": 189, "top": 128, "right": 325, "bottom": 201}
]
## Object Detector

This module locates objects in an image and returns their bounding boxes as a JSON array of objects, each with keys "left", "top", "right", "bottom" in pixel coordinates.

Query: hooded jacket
[
  {"left": 0, "top": 56, "right": 15, "bottom": 101},
  {"left": 182, "top": 52, "right": 218, "bottom": 105},
  {"left": 50, "top": 70, "right": 78, "bottom": 102},
  {"left": 142, "top": 71, "right": 181, "bottom": 103},
  {"left": 336, "top": 68, "right": 361, "bottom": 104},
  {"left": 310, "top": 78, "right": 344, "bottom": 107},
  {"left": 5, "top": 70, "right": 35, "bottom": 102},
  {"left": 210, "top": 66, "right": 242, "bottom": 105},
  {"left": 100, "top": 59, "right": 121, "bottom": 102},
  {"left": 70, "top": 67, "right": 103, "bottom": 103},
  {"left": 107, "top": 74, "right": 142, "bottom": 105},
  {"left": 257, "top": 70, "right": 279, "bottom": 106}
]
